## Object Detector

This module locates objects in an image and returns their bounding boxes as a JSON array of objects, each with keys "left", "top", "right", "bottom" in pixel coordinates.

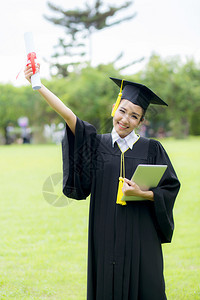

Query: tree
[
  {"left": 44, "top": 0, "right": 136, "bottom": 77},
  {"left": 1, "top": 56, "right": 199, "bottom": 143},
  {"left": 0, "top": 83, "right": 65, "bottom": 144},
  {"left": 131, "top": 54, "right": 200, "bottom": 138},
  {"left": 0, "top": 85, "right": 25, "bottom": 142},
  {"left": 59, "top": 63, "right": 122, "bottom": 133}
]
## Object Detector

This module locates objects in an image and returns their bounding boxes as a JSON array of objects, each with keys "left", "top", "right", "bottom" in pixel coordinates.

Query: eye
[
  {"left": 119, "top": 109, "right": 125, "bottom": 114},
  {"left": 131, "top": 115, "right": 138, "bottom": 119}
]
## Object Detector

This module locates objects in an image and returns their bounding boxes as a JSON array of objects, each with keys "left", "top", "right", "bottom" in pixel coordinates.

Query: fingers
[
  {"left": 26, "top": 63, "right": 40, "bottom": 73},
  {"left": 24, "top": 65, "right": 32, "bottom": 82},
  {"left": 124, "top": 178, "right": 134, "bottom": 186},
  {"left": 122, "top": 181, "right": 128, "bottom": 193},
  {"left": 24, "top": 63, "right": 40, "bottom": 82},
  {"left": 122, "top": 178, "right": 141, "bottom": 196},
  {"left": 35, "top": 63, "right": 40, "bottom": 73}
]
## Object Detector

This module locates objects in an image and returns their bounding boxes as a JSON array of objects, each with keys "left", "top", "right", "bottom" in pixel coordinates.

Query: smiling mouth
[{"left": 118, "top": 122, "right": 129, "bottom": 129}]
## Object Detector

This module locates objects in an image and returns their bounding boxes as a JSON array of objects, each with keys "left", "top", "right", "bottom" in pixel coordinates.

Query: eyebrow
[{"left": 120, "top": 106, "right": 141, "bottom": 117}]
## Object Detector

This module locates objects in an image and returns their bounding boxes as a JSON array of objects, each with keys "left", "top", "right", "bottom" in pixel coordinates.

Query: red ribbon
[{"left": 27, "top": 52, "right": 37, "bottom": 74}]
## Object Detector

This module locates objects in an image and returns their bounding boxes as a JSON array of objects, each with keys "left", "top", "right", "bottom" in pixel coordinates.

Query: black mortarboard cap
[{"left": 110, "top": 77, "right": 168, "bottom": 116}]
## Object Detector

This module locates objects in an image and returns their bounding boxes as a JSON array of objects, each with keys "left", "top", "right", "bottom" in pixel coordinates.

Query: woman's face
[{"left": 112, "top": 99, "right": 143, "bottom": 138}]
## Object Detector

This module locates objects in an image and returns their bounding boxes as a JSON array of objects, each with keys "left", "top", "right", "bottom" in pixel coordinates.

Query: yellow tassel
[
  {"left": 116, "top": 177, "right": 127, "bottom": 205},
  {"left": 111, "top": 92, "right": 122, "bottom": 117},
  {"left": 111, "top": 79, "right": 124, "bottom": 117}
]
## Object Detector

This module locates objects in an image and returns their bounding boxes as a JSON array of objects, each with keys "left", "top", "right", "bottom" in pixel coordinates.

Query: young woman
[{"left": 25, "top": 65, "right": 180, "bottom": 300}]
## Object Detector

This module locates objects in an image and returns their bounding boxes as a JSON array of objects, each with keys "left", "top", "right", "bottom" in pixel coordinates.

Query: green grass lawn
[{"left": 0, "top": 138, "right": 199, "bottom": 299}]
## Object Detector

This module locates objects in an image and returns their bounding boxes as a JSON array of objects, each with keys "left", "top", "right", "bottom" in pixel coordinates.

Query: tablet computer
[{"left": 121, "top": 164, "right": 167, "bottom": 201}]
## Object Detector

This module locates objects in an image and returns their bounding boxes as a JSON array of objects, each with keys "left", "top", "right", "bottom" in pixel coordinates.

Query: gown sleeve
[
  {"left": 149, "top": 139, "right": 181, "bottom": 243},
  {"left": 62, "top": 117, "right": 98, "bottom": 200}
]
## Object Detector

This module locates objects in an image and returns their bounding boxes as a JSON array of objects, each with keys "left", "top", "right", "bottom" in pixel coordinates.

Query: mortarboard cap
[{"left": 110, "top": 77, "right": 168, "bottom": 116}]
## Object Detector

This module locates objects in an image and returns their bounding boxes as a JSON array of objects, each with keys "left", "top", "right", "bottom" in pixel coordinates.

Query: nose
[{"left": 121, "top": 113, "right": 129, "bottom": 124}]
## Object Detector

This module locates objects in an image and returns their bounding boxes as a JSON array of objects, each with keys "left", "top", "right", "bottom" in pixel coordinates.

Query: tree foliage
[
  {"left": 61, "top": 63, "right": 121, "bottom": 133},
  {"left": 44, "top": 0, "right": 136, "bottom": 76},
  {"left": 46, "top": 1, "right": 135, "bottom": 34},
  {"left": 0, "top": 55, "right": 200, "bottom": 143},
  {"left": 130, "top": 55, "right": 200, "bottom": 137}
]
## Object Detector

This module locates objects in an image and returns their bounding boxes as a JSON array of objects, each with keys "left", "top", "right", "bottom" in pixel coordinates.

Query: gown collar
[{"left": 111, "top": 127, "right": 139, "bottom": 153}]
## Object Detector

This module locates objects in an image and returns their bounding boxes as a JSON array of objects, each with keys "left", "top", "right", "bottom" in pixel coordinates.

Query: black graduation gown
[{"left": 62, "top": 118, "right": 180, "bottom": 300}]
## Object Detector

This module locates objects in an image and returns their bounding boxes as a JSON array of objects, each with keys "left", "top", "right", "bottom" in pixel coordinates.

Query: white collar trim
[{"left": 111, "top": 127, "right": 139, "bottom": 151}]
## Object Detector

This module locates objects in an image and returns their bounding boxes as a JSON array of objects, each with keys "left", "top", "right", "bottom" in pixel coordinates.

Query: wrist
[{"left": 139, "top": 190, "right": 154, "bottom": 201}]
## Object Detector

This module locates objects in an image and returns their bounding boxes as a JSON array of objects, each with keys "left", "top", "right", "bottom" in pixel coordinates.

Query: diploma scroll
[{"left": 24, "top": 32, "right": 41, "bottom": 90}]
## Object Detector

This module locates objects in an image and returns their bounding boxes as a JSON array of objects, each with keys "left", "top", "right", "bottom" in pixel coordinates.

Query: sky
[{"left": 0, "top": 0, "right": 199, "bottom": 87}]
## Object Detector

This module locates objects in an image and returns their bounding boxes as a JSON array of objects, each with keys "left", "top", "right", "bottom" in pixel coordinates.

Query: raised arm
[{"left": 24, "top": 64, "right": 77, "bottom": 134}]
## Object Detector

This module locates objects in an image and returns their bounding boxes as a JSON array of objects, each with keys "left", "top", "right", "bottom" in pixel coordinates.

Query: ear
[
  {"left": 140, "top": 116, "right": 145, "bottom": 123},
  {"left": 138, "top": 116, "right": 145, "bottom": 126}
]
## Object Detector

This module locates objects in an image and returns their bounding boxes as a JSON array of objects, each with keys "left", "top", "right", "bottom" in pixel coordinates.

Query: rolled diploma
[{"left": 24, "top": 32, "right": 41, "bottom": 90}]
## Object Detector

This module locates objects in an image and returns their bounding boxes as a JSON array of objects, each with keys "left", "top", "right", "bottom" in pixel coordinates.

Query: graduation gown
[{"left": 62, "top": 118, "right": 180, "bottom": 300}]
